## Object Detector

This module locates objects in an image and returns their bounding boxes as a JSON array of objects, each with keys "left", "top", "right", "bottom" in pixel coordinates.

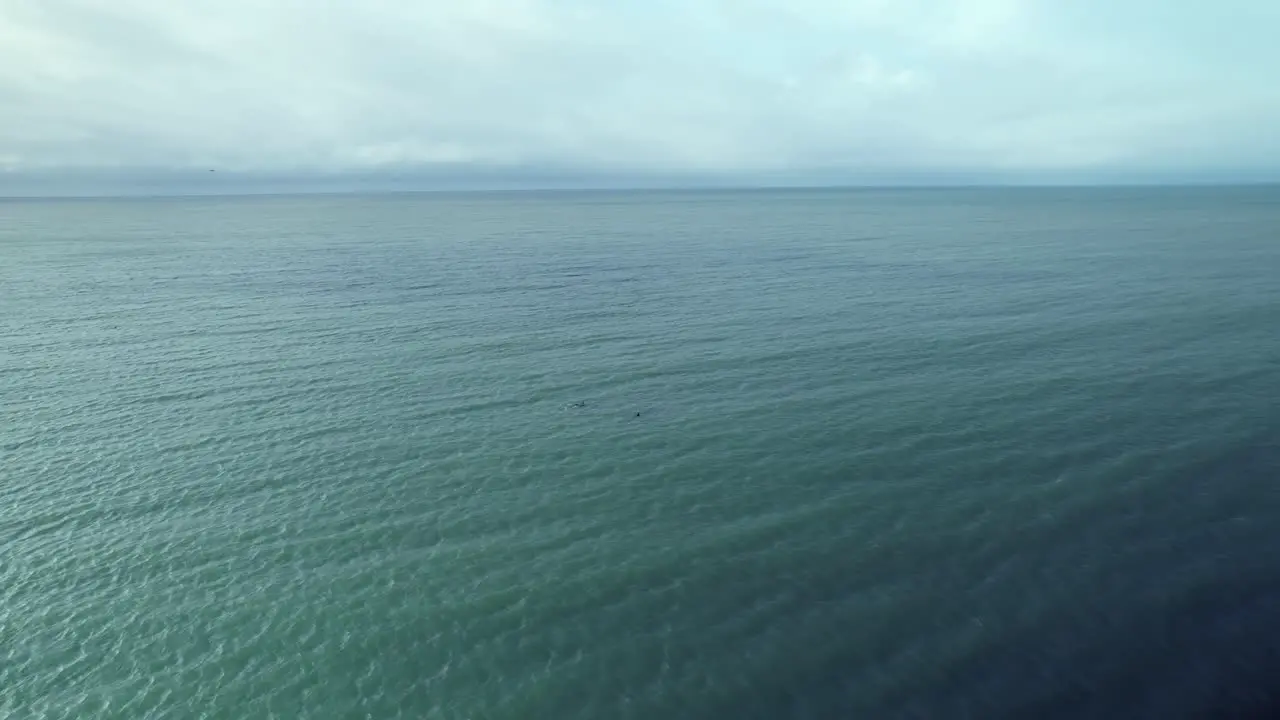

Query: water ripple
[{"left": 3, "top": 188, "right": 1280, "bottom": 718}]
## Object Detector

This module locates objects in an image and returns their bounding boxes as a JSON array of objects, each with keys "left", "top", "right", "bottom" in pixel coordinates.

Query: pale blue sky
[{"left": 2, "top": 0, "right": 1279, "bottom": 190}]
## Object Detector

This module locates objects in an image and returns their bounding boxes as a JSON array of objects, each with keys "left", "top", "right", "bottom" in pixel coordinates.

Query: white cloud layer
[{"left": 2, "top": 0, "right": 1279, "bottom": 185}]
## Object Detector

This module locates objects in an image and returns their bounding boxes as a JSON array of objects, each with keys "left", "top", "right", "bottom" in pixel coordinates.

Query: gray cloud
[{"left": 2, "top": 0, "right": 1279, "bottom": 193}]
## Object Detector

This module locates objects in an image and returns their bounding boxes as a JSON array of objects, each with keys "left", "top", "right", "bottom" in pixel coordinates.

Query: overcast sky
[{"left": 3, "top": 0, "right": 1279, "bottom": 192}]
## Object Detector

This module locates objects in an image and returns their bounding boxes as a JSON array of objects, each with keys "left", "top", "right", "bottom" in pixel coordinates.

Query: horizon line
[{"left": 4, "top": 178, "right": 1280, "bottom": 201}]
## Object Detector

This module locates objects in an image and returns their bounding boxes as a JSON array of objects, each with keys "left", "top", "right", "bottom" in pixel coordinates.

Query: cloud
[{"left": 1, "top": 0, "right": 1279, "bottom": 189}]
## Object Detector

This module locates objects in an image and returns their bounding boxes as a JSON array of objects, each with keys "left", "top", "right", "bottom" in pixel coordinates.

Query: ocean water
[{"left": 2, "top": 187, "right": 1279, "bottom": 719}]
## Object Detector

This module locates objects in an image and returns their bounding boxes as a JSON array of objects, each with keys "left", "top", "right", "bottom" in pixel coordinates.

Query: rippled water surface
[{"left": 3, "top": 187, "right": 1280, "bottom": 718}]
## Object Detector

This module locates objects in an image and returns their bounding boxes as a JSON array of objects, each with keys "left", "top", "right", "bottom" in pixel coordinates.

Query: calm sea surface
[{"left": 3, "top": 187, "right": 1279, "bottom": 718}]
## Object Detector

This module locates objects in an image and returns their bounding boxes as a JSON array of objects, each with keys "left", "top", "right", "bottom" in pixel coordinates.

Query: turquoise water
[{"left": 3, "top": 187, "right": 1279, "bottom": 718}]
